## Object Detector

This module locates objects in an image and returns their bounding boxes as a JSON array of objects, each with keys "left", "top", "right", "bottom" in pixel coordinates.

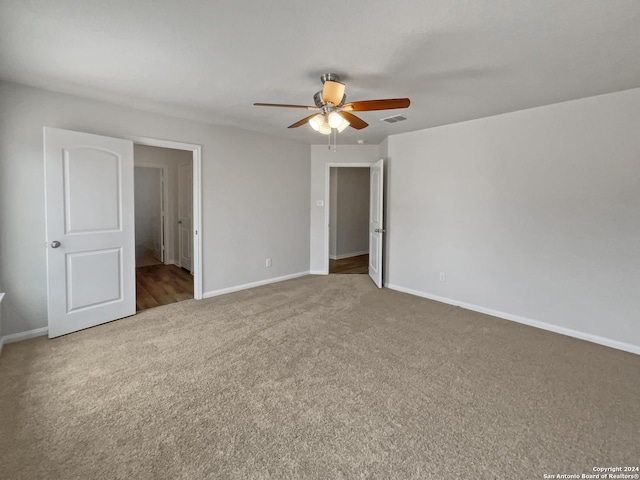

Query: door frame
[
  {"left": 128, "top": 136, "right": 203, "bottom": 300},
  {"left": 134, "top": 164, "right": 168, "bottom": 264},
  {"left": 323, "top": 162, "right": 375, "bottom": 275}
]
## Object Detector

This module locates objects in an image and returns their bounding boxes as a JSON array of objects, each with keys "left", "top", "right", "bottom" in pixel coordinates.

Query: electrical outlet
[
  {"left": 266, "top": 258, "right": 272, "bottom": 268},
  {"left": 439, "top": 272, "right": 446, "bottom": 282}
]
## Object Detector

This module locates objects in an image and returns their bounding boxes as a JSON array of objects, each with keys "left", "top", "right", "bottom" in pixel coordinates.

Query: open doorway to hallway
[
  {"left": 328, "top": 167, "right": 370, "bottom": 274},
  {"left": 134, "top": 145, "right": 194, "bottom": 311}
]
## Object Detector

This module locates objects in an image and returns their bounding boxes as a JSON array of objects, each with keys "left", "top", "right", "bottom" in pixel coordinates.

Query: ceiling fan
[{"left": 254, "top": 73, "right": 410, "bottom": 134}]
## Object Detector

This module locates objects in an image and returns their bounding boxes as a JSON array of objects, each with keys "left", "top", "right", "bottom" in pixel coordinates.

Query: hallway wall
[{"left": 134, "top": 166, "right": 162, "bottom": 265}]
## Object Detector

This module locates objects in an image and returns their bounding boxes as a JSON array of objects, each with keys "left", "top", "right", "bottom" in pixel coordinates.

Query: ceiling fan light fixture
[
  {"left": 336, "top": 116, "right": 350, "bottom": 132},
  {"left": 308, "top": 114, "right": 323, "bottom": 131},
  {"left": 318, "top": 120, "right": 332, "bottom": 135},
  {"left": 328, "top": 111, "right": 343, "bottom": 129},
  {"left": 321, "top": 80, "right": 346, "bottom": 106}
]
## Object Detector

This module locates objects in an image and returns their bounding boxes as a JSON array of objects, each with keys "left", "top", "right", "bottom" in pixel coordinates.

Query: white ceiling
[{"left": 1, "top": 0, "right": 640, "bottom": 145}]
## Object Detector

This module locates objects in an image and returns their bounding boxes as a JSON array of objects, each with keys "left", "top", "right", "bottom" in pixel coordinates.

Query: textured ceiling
[{"left": 1, "top": 0, "right": 640, "bottom": 145}]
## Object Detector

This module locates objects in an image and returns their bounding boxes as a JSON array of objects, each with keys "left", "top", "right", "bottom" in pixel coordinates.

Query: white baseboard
[
  {"left": 385, "top": 283, "right": 640, "bottom": 356},
  {"left": 1, "top": 326, "right": 49, "bottom": 348},
  {"left": 309, "top": 270, "right": 326, "bottom": 275},
  {"left": 329, "top": 250, "right": 369, "bottom": 261},
  {"left": 203, "top": 271, "right": 310, "bottom": 298}
]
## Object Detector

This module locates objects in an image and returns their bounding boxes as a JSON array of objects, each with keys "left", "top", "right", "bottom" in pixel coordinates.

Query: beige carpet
[{"left": 1, "top": 275, "right": 638, "bottom": 479}]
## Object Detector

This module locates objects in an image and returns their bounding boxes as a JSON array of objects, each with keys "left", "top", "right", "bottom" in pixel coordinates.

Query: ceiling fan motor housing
[{"left": 320, "top": 73, "right": 340, "bottom": 84}]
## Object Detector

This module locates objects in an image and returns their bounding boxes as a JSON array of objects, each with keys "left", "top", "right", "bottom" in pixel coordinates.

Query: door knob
[
  {"left": 50, "top": 241, "right": 61, "bottom": 248},
  {"left": 374, "top": 228, "right": 386, "bottom": 233}
]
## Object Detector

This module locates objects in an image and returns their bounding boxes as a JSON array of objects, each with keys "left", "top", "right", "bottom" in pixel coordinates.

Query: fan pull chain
[{"left": 326, "top": 128, "right": 338, "bottom": 152}]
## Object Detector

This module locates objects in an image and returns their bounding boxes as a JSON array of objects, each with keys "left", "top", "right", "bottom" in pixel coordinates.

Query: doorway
[
  {"left": 43, "top": 128, "right": 203, "bottom": 338},
  {"left": 328, "top": 167, "right": 370, "bottom": 274},
  {"left": 321, "top": 159, "right": 384, "bottom": 287},
  {"left": 130, "top": 136, "right": 203, "bottom": 302},
  {"left": 134, "top": 145, "right": 195, "bottom": 311}
]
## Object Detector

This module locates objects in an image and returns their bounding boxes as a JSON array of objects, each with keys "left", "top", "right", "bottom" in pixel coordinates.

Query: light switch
[{"left": 316, "top": 200, "right": 324, "bottom": 207}]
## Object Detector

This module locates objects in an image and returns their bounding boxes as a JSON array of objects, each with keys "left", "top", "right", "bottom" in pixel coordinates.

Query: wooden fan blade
[
  {"left": 340, "top": 112, "right": 368, "bottom": 130},
  {"left": 342, "top": 98, "right": 410, "bottom": 112},
  {"left": 321, "top": 81, "right": 345, "bottom": 105},
  {"left": 254, "top": 103, "right": 319, "bottom": 110},
  {"left": 288, "top": 114, "right": 318, "bottom": 129}
]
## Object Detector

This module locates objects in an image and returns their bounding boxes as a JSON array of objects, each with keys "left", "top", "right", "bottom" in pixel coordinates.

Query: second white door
[
  {"left": 368, "top": 159, "right": 384, "bottom": 288},
  {"left": 178, "top": 162, "right": 193, "bottom": 272}
]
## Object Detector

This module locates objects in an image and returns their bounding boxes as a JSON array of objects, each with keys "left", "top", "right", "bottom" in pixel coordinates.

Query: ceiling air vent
[{"left": 381, "top": 114, "right": 408, "bottom": 123}]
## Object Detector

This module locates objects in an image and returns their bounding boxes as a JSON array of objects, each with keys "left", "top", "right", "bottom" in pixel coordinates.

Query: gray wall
[
  {"left": 134, "top": 167, "right": 162, "bottom": 263},
  {"left": 0, "top": 81, "right": 310, "bottom": 336},
  {"left": 330, "top": 168, "right": 369, "bottom": 259},
  {"left": 386, "top": 87, "right": 640, "bottom": 352}
]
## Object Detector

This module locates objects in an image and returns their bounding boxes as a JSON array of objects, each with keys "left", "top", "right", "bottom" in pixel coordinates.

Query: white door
[
  {"left": 368, "top": 159, "right": 384, "bottom": 288},
  {"left": 44, "top": 127, "right": 135, "bottom": 338},
  {"left": 178, "top": 162, "right": 193, "bottom": 272}
]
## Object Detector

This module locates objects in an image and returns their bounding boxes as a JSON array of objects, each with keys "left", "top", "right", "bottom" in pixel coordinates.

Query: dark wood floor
[
  {"left": 136, "top": 264, "right": 193, "bottom": 312},
  {"left": 329, "top": 254, "right": 369, "bottom": 274}
]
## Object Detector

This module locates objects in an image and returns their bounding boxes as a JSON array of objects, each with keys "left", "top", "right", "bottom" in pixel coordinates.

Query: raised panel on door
[
  {"left": 66, "top": 248, "right": 122, "bottom": 312},
  {"left": 369, "top": 232, "right": 380, "bottom": 272},
  {"left": 370, "top": 170, "right": 380, "bottom": 224},
  {"left": 64, "top": 148, "right": 121, "bottom": 234}
]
